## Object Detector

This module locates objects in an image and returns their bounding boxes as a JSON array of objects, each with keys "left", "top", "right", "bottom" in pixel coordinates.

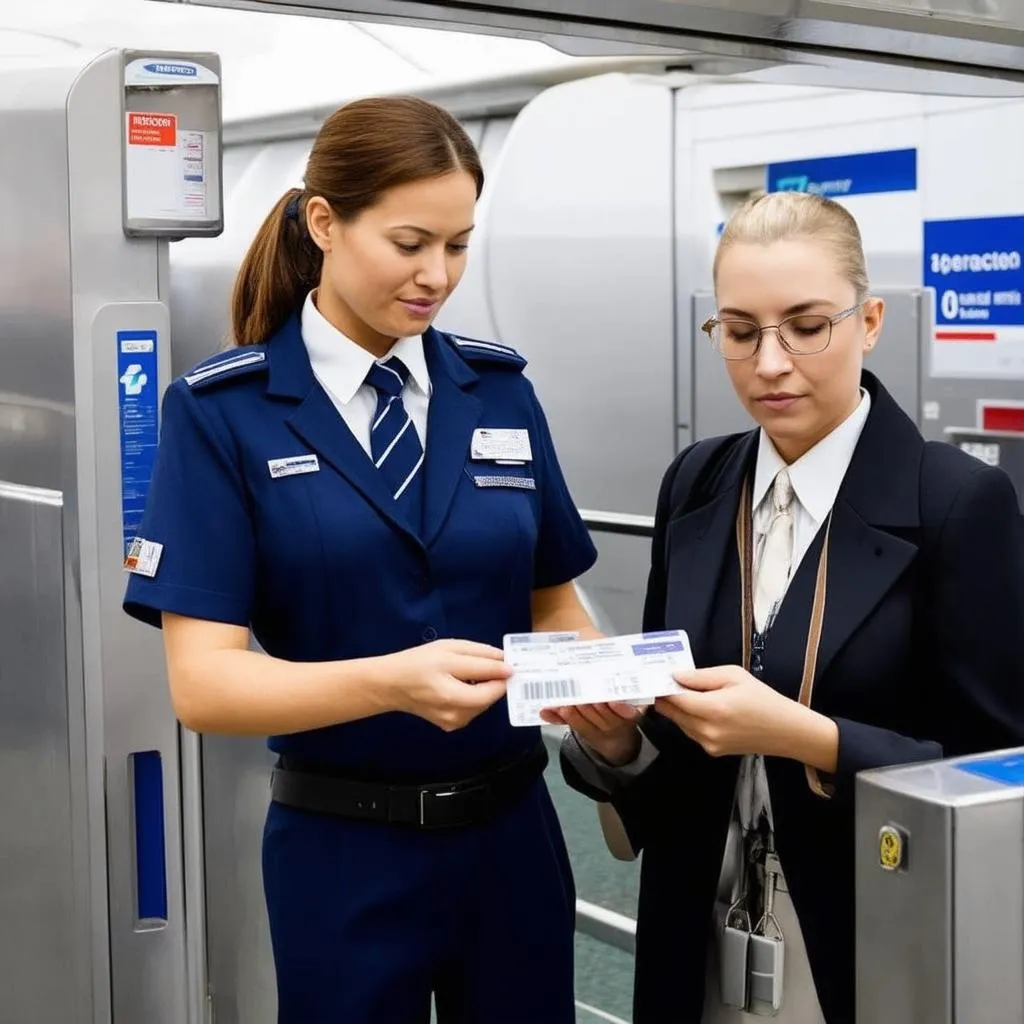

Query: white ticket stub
[{"left": 503, "top": 629, "right": 693, "bottom": 727}]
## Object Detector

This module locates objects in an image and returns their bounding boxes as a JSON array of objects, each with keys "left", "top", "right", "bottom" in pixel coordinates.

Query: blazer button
[{"left": 422, "top": 626, "right": 438, "bottom": 642}]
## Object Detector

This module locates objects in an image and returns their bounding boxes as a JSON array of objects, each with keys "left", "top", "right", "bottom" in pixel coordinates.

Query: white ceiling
[{"left": 0, "top": 0, "right": 578, "bottom": 121}]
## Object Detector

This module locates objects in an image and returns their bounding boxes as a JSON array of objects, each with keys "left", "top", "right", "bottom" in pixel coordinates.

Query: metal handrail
[
  {"left": 578, "top": 508, "right": 655, "bottom": 539},
  {"left": 576, "top": 899, "right": 636, "bottom": 955}
]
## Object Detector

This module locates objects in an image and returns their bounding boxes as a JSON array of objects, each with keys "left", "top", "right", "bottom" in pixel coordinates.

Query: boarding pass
[{"left": 502, "top": 629, "right": 693, "bottom": 727}]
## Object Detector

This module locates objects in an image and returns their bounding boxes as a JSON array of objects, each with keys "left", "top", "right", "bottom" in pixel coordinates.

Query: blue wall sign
[
  {"left": 956, "top": 752, "right": 1024, "bottom": 787},
  {"left": 117, "top": 330, "right": 160, "bottom": 560},
  {"left": 923, "top": 215, "right": 1024, "bottom": 328},
  {"left": 766, "top": 148, "right": 916, "bottom": 198}
]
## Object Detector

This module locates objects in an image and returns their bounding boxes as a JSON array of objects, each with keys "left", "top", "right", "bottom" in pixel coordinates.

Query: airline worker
[
  {"left": 122, "top": 95, "right": 598, "bottom": 1024},
  {"left": 550, "top": 191, "right": 1024, "bottom": 1023}
]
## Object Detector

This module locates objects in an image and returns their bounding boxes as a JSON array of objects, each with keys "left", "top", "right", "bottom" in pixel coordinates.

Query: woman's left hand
[{"left": 654, "top": 665, "right": 798, "bottom": 758}]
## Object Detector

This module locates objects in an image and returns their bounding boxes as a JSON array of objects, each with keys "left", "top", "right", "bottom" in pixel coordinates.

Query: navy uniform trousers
[{"left": 262, "top": 778, "right": 576, "bottom": 1023}]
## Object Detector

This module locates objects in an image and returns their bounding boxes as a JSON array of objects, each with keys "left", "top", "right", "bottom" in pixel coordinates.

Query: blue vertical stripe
[{"left": 132, "top": 751, "right": 168, "bottom": 923}]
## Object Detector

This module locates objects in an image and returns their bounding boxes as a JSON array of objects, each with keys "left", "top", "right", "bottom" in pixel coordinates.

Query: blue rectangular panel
[
  {"left": 117, "top": 330, "right": 160, "bottom": 560},
  {"left": 956, "top": 752, "right": 1024, "bottom": 786},
  {"left": 131, "top": 751, "right": 168, "bottom": 923},
  {"left": 923, "top": 216, "right": 1024, "bottom": 327},
  {"left": 631, "top": 640, "right": 685, "bottom": 655},
  {"left": 766, "top": 148, "right": 916, "bottom": 198}
]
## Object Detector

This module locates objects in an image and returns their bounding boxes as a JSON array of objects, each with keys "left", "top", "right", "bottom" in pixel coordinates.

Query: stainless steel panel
[
  {"left": 0, "top": 55, "right": 101, "bottom": 1024},
  {"left": 691, "top": 288, "right": 924, "bottom": 441},
  {"left": 855, "top": 775, "right": 954, "bottom": 1023},
  {"left": 861, "top": 288, "right": 923, "bottom": 422},
  {"left": 155, "top": 0, "right": 1024, "bottom": 81},
  {"left": 68, "top": 50, "right": 196, "bottom": 1023},
  {"left": 203, "top": 737, "right": 278, "bottom": 1024},
  {"left": 856, "top": 757, "right": 1024, "bottom": 1024},
  {"left": 0, "top": 483, "right": 82, "bottom": 1023},
  {"left": 953, "top": 798, "right": 1024, "bottom": 1022}
]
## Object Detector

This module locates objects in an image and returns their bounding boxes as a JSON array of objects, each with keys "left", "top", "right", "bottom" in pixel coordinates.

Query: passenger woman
[
  {"left": 123, "top": 95, "right": 598, "bottom": 1024},
  {"left": 552, "top": 190, "right": 1024, "bottom": 1023}
]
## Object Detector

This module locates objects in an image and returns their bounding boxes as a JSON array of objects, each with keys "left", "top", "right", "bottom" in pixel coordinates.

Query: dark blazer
[{"left": 563, "top": 370, "right": 1024, "bottom": 1024}]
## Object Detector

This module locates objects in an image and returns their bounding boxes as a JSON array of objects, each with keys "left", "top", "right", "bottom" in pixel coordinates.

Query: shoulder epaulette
[
  {"left": 183, "top": 346, "right": 268, "bottom": 389},
  {"left": 448, "top": 334, "right": 527, "bottom": 371}
]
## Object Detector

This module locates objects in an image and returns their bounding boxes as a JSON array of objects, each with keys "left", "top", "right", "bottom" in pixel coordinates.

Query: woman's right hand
[
  {"left": 540, "top": 703, "right": 643, "bottom": 766},
  {"left": 380, "top": 639, "right": 513, "bottom": 732}
]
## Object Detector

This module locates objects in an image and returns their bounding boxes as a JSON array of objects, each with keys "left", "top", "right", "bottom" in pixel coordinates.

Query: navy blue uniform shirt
[{"left": 123, "top": 313, "right": 597, "bottom": 778}]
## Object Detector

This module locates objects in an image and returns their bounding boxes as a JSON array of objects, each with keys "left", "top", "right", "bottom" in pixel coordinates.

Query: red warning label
[{"left": 127, "top": 112, "right": 177, "bottom": 147}]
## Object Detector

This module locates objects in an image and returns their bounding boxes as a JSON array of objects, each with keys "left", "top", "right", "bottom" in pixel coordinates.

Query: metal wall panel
[
  {"left": 480, "top": 74, "right": 675, "bottom": 633},
  {"left": 0, "top": 55, "right": 100, "bottom": 1023},
  {"left": 66, "top": 48, "right": 213, "bottom": 1023},
  {"left": 0, "top": 484, "right": 80, "bottom": 1023}
]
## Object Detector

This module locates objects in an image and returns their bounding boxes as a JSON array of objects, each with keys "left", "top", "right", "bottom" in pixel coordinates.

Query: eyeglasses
[{"left": 701, "top": 304, "right": 862, "bottom": 360}]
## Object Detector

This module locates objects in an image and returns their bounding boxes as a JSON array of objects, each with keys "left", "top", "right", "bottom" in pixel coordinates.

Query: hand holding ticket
[{"left": 502, "top": 629, "right": 695, "bottom": 727}]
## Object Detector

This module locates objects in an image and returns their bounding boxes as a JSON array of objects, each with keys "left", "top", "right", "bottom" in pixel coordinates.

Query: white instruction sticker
[
  {"left": 124, "top": 537, "right": 163, "bottom": 578},
  {"left": 125, "top": 113, "right": 211, "bottom": 222},
  {"left": 503, "top": 629, "right": 692, "bottom": 727}
]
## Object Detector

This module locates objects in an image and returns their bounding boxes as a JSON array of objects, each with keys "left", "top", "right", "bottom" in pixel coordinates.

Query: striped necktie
[{"left": 366, "top": 357, "right": 425, "bottom": 528}]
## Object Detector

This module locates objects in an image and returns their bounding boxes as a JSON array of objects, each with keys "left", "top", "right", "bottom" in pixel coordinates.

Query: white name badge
[
  {"left": 471, "top": 428, "right": 532, "bottom": 463},
  {"left": 268, "top": 454, "right": 320, "bottom": 479},
  {"left": 503, "top": 630, "right": 692, "bottom": 727}
]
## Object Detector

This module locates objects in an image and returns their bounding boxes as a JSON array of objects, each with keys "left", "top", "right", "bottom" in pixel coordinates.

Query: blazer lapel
[
  {"left": 420, "top": 328, "right": 482, "bottom": 548},
  {"left": 811, "top": 371, "right": 923, "bottom": 686},
  {"left": 664, "top": 432, "right": 756, "bottom": 666},
  {"left": 813, "top": 502, "right": 917, "bottom": 684},
  {"left": 287, "top": 388, "right": 423, "bottom": 544},
  {"left": 265, "top": 313, "right": 423, "bottom": 547}
]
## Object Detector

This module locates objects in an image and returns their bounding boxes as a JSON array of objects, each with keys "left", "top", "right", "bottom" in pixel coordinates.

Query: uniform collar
[
  {"left": 752, "top": 387, "right": 871, "bottom": 527},
  {"left": 300, "top": 290, "right": 431, "bottom": 401}
]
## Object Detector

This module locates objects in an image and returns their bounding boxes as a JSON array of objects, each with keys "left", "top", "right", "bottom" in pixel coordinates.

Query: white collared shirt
[
  {"left": 567, "top": 386, "right": 873, "bottom": 783},
  {"left": 751, "top": 388, "right": 871, "bottom": 582},
  {"left": 301, "top": 290, "right": 432, "bottom": 457}
]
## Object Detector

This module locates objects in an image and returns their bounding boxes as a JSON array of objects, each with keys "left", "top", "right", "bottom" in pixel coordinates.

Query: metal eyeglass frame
[{"left": 700, "top": 303, "right": 863, "bottom": 360}]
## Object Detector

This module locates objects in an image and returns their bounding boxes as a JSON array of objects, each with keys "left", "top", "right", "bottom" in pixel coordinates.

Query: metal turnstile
[{"left": 856, "top": 750, "right": 1024, "bottom": 1023}]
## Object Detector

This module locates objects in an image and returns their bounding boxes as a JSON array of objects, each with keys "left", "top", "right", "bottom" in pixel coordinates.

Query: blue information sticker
[
  {"left": 117, "top": 330, "right": 160, "bottom": 560},
  {"left": 955, "top": 752, "right": 1024, "bottom": 787},
  {"left": 923, "top": 215, "right": 1024, "bottom": 328},
  {"left": 766, "top": 148, "right": 916, "bottom": 198}
]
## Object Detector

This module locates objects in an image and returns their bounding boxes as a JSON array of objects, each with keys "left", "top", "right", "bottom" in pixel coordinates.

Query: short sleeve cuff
[{"left": 124, "top": 577, "right": 252, "bottom": 630}]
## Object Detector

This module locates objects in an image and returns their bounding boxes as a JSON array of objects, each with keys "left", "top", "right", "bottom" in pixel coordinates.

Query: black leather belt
[{"left": 270, "top": 742, "right": 548, "bottom": 829}]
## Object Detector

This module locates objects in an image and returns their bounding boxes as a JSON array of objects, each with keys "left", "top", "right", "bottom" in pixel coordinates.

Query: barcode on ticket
[{"left": 520, "top": 678, "right": 579, "bottom": 701}]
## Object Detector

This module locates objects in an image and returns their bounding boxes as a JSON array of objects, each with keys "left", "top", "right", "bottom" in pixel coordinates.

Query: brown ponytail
[
  {"left": 230, "top": 96, "right": 484, "bottom": 347},
  {"left": 231, "top": 188, "right": 323, "bottom": 347}
]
